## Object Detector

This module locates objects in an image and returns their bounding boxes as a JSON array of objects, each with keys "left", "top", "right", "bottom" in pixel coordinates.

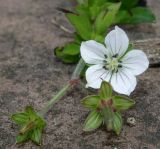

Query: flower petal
[
  {"left": 122, "top": 50, "right": 149, "bottom": 76},
  {"left": 111, "top": 69, "right": 137, "bottom": 95},
  {"left": 80, "top": 40, "right": 108, "bottom": 65},
  {"left": 105, "top": 26, "right": 129, "bottom": 57},
  {"left": 86, "top": 65, "right": 110, "bottom": 89}
]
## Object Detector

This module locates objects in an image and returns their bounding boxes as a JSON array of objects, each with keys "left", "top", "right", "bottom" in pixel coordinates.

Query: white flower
[{"left": 80, "top": 26, "right": 149, "bottom": 95}]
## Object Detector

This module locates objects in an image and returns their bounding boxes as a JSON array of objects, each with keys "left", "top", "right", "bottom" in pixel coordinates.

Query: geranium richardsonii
[{"left": 80, "top": 26, "right": 149, "bottom": 95}]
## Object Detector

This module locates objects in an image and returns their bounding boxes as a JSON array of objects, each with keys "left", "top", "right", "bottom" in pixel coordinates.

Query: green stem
[
  {"left": 40, "top": 58, "right": 85, "bottom": 117},
  {"left": 71, "top": 58, "right": 85, "bottom": 79}
]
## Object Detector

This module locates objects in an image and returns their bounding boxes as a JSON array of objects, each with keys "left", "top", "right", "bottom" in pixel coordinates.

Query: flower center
[{"left": 106, "top": 57, "right": 119, "bottom": 72}]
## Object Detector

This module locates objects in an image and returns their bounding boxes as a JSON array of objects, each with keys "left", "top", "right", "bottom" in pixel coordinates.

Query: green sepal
[
  {"left": 11, "top": 106, "right": 46, "bottom": 145},
  {"left": 16, "top": 132, "right": 30, "bottom": 144},
  {"left": 11, "top": 113, "right": 29, "bottom": 125},
  {"left": 25, "top": 106, "right": 37, "bottom": 120},
  {"left": 31, "top": 128, "right": 43, "bottom": 145},
  {"left": 81, "top": 95, "right": 100, "bottom": 109},
  {"left": 99, "top": 81, "right": 112, "bottom": 100},
  {"left": 83, "top": 110, "right": 103, "bottom": 131},
  {"left": 101, "top": 107, "right": 114, "bottom": 131},
  {"left": 112, "top": 95, "right": 135, "bottom": 111},
  {"left": 113, "top": 112, "right": 123, "bottom": 135}
]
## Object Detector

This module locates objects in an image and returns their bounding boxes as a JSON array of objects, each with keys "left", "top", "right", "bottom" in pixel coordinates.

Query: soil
[{"left": 0, "top": 0, "right": 160, "bottom": 149}]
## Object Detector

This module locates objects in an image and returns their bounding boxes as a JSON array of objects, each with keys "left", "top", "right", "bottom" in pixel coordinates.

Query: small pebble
[{"left": 127, "top": 117, "right": 136, "bottom": 126}]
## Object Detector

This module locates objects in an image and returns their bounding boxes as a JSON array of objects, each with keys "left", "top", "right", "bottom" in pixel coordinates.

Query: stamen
[
  {"left": 104, "top": 54, "right": 108, "bottom": 58},
  {"left": 105, "top": 56, "right": 119, "bottom": 72},
  {"left": 118, "top": 64, "right": 122, "bottom": 68},
  {"left": 112, "top": 53, "right": 118, "bottom": 58},
  {"left": 103, "top": 66, "right": 108, "bottom": 70}
]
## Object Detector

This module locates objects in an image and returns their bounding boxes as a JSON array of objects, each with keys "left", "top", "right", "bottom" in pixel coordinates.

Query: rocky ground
[{"left": 0, "top": 0, "right": 160, "bottom": 149}]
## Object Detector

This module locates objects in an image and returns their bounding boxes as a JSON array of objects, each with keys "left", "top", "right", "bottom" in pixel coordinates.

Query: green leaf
[
  {"left": 88, "top": 0, "right": 106, "bottom": 6},
  {"left": 99, "top": 81, "right": 112, "bottom": 99},
  {"left": 113, "top": 10, "right": 130, "bottom": 24},
  {"left": 63, "top": 43, "right": 80, "bottom": 56},
  {"left": 121, "top": 0, "right": 139, "bottom": 9},
  {"left": 89, "top": 2, "right": 113, "bottom": 20},
  {"left": 95, "top": 2, "right": 121, "bottom": 34},
  {"left": 113, "top": 95, "right": 135, "bottom": 111},
  {"left": 16, "top": 133, "right": 30, "bottom": 143},
  {"left": 81, "top": 95, "right": 100, "bottom": 109},
  {"left": 114, "top": 7, "right": 155, "bottom": 24},
  {"left": 113, "top": 112, "right": 123, "bottom": 135},
  {"left": 130, "top": 7, "right": 156, "bottom": 24},
  {"left": 11, "top": 113, "right": 29, "bottom": 125},
  {"left": 75, "top": 5, "right": 90, "bottom": 17},
  {"left": 54, "top": 42, "right": 81, "bottom": 63},
  {"left": 66, "top": 14, "right": 92, "bottom": 40},
  {"left": 74, "top": 33, "right": 83, "bottom": 44},
  {"left": 31, "top": 128, "right": 42, "bottom": 144},
  {"left": 83, "top": 110, "right": 103, "bottom": 131},
  {"left": 89, "top": 6, "right": 101, "bottom": 20},
  {"left": 54, "top": 46, "right": 80, "bottom": 63}
]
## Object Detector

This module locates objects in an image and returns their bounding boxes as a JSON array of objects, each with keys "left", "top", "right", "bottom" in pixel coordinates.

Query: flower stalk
[{"left": 40, "top": 58, "right": 85, "bottom": 117}]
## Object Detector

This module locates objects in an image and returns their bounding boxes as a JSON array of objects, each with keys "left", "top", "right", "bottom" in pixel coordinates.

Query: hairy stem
[{"left": 40, "top": 58, "right": 85, "bottom": 117}]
